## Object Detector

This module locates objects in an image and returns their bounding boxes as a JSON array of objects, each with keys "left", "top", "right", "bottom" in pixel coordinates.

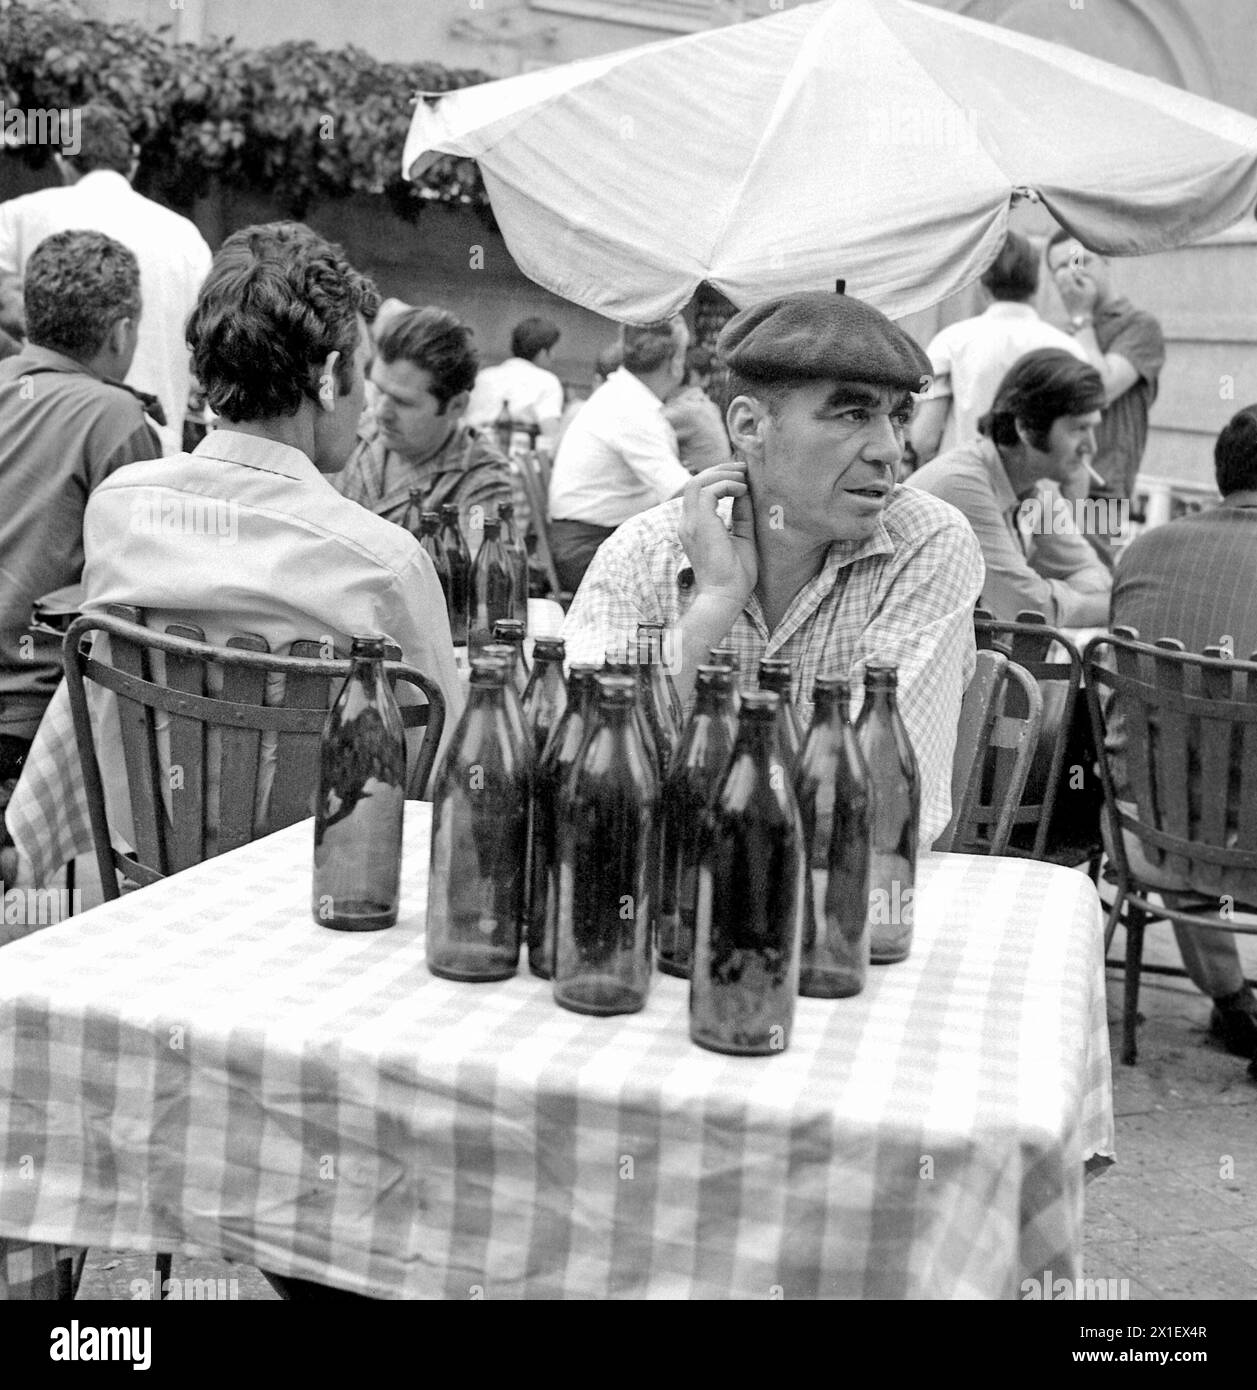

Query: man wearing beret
[{"left": 563, "top": 287, "right": 985, "bottom": 846}]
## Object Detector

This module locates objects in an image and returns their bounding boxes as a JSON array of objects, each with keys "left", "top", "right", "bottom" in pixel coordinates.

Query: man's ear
[
  {"left": 444, "top": 388, "right": 471, "bottom": 420},
  {"left": 106, "top": 316, "right": 134, "bottom": 359},
  {"left": 317, "top": 350, "right": 342, "bottom": 413},
  {"left": 726, "top": 394, "right": 767, "bottom": 459}
]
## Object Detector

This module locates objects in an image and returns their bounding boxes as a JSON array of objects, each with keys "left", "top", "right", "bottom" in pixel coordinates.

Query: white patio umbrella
[{"left": 403, "top": 0, "right": 1257, "bottom": 323}]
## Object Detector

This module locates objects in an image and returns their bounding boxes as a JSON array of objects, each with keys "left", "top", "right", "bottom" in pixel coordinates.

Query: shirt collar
[
  {"left": 607, "top": 365, "right": 665, "bottom": 413},
  {"left": 190, "top": 428, "right": 326, "bottom": 484},
  {"left": 15, "top": 344, "right": 104, "bottom": 380},
  {"left": 981, "top": 301, "right": 1039, "bottom": 320},
  {"left": 75, "top": 170, "right": 132, "bottom": 194},
  {"left": 974, "top": 435, "right": 1020, "bottom": 512}
]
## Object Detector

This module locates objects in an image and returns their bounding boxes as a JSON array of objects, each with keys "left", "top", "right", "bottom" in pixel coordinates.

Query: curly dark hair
[
  {"left": 376, "top": 307, "right": 478, "bottom": 410},
  {"left": 186, "top": 221, "right": 380, "bottom": 423},
  {"left": 24, "top": 230, "right": 140, "bottom": 360},
  {"left": 1215, "top": 404, "right": 1257, "bottom": 496}
]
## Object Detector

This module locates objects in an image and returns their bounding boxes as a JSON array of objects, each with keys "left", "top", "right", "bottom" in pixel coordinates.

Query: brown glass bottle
[
  {"left": 469, "top": 517, "right": 515, "bottom": 657},
  {"left": 658, "top": 665, "right": 735, "bottom": 979},
  {"left": 855, "top": 662, "right": 920, "bottom": 964},
  {"left": 528, "top": 664, "right": 599, "bottom": 979},
  {"left": 795, "top": 676, "right": 871, "bottom": 997},
  {"left": 690, "top": 691, "right": 804, "bottom": 1055},
  {"left": 758, "top": 658, "right": 802, "bottom": 770},
  {"left": 497, "top": 501, "right": 529, "bottom": 624},
  {"left": 426, "top": 659, "right": 529, "bottom": 980},
  {"left": 637, "top": 621, "right": 683, "bottom": 730},
  {"left": 554, "top": 674, "right": 658, "bottom": 1015},
  {"left": 438, "top": 502, "right": 471, "bottom": 646},
  {"left": 522, "top": 637, "right": 567, "bottom": 762},
  {"left": 708, "top": 645, "right": 742, "bottom": 713},
  {"left": 416, "top": 510, "right": 451, "bottom": 617},
  {"left": 312, "top": 634, "right": 406, "bottom": 931},
  {"left": 491, "top": 617, "right": 530, "bottom": 698}
]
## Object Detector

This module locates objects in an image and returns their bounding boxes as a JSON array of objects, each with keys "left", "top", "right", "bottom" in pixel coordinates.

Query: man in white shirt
[
  {"left": 910, "top": 231, "right": 1085, "bottom": 465},
  {"left": 0, "top": 103, "right": 212, "bottom": 449},
  {"left": 6, "top": 222, "right": 463, "bottom": 886},
  {"left": 547, "top": 317, "right": 692, "bottom": 591},
  {"left": 465, "top": 315, "right": 565, "bottom": 441}
]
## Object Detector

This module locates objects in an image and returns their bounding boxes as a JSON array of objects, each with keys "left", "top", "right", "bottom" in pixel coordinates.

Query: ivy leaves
[{"left": 0, "top": 0, "right": 491, "bottom": 220}]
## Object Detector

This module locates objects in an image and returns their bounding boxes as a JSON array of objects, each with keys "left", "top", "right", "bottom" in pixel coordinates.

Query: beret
[{"left": 718, "top": 287, "right": 931, "bottom": 393}]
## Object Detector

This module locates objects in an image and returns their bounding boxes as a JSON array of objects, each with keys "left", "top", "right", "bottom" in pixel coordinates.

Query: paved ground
[{"left": 70, "top": 901, "right": 1256, "bottom": 1301}]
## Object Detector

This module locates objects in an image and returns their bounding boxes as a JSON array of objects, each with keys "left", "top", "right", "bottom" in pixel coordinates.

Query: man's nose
[{"left": 862, "top": 415, "right": 902, "bottom": 465}]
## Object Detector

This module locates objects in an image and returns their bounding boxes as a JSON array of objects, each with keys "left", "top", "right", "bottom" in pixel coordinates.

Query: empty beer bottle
[
  {"left": 427, "top": 659, "right": 529, "bottom": 980},
  {"left": 416, "top": 510, "right": 451, "bottom": 616},
  {"left": 522, "top": 637, "right": 567, "bottom": 761},
  {"left": 708, "top": 645, "right": 742, "bottom": 712},
  {"left": 658, "top": 664, "right": 735, "bottom": 979},
  {"left": 480, "top": 643, "right": 531, "bottom": 763},
  {"left": 795, "top": 676, "right": 871, "bottom": 998},
  {"left": 469, "top": 517, "right": 515, "bottom": 657},
  {"left": 637, "top": 621, "right": 682, "bottom": 730},
  {"left": 438, "top": 503, "right": 470, "bottom": 646},
  {"left": 691, "top": 691, "right": 804, "bottom": 1054},
  {"left": 491, "top": 617, "right": 530, "bottom": 698},
  {"left": 758, "top": 658, "right": 802, "bottom": 769},
  {"left": 399, "top": 486, "right": 424, "bottom": 541},
  {"left": 312, "top": 634, "right": 406, "bottom": 931},
  {"left": 603, "top": 654, "right": 660, "bottom": 778},
  {"left": 497, "top": 501, "right": 529, "bottom": 624},
  {"left": 554, "top": 674, "right": 658, "bottom": 1015},
  {"left": 528, "top": 664, "right": 599, "bottom": 978},
  {"left": 636, "top": 624, "right": 680, "bottom": 777},
  {"left": 855, "top": 662, "right": 920, "bottom": 964}
]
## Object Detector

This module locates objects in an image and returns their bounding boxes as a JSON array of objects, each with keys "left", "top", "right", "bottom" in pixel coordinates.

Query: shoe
[{"left": 1208, "top": 991, "right": 1257, "bottom": 1060}]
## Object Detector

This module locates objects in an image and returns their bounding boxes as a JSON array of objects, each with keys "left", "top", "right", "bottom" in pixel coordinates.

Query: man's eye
[
  {"left": 891, "top": 411, "right": 912, "bottom": 429},
  {"left": 833, "top": 408, "right": 868, "bottom": 423}
]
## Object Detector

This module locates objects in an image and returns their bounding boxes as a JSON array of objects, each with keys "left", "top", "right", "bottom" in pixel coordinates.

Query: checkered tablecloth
[{"left": 0, "top": 803, "right": 1114, "bottom": 1299}]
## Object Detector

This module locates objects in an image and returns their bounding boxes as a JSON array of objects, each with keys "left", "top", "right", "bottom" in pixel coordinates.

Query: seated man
[
  {"left": 908, "top": 349, "right": 1111, "bottom": 627},
  {"left": 336, "top": 306, "right": 512, "bottom": 541},
  {"left": 0, "top": 231, "right": 162, "bottom": 864},
  {"left": 6, "top": 222, "right": 463, "bottom": 884},
  {"left": 1107, "top": 403, "right": 1257, "bottom": 1064},
  {"left": 464, "top": 314, "right": 565, "bottom": 443},
  {"left": 562, "top": 289, "right": 984, "bottom": 847},
  {"left": 548, "top": 318, "right": 692, "bottom": 592}
]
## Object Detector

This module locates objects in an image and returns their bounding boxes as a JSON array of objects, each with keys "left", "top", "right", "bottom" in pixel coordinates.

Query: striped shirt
[
  {"left": 334, "top": 418, "right": 513, "bottom": 537},
  {"left": 562, "top": 486, "right": 985, "bottom": 845}
]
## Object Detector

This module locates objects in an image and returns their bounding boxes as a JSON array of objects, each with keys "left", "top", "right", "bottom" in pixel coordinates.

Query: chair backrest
[
  {"left": 63, "top": 606, "right": 446, "bottom": 898},
  {"left": 513, "top": 449, "right": 573, "bottom": 607},
  {"left": 937, "top": 648, "right": 1044, "bottom": 855},
  {"left": 1084, "top": 630, "right": 1257, "bottom": 895},
  {"left": 974, "top": 607, "right": 1086, "bottom": 856}
]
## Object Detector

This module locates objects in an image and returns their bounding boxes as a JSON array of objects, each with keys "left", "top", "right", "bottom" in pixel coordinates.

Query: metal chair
[
  {"left": 973, "top": 608, "right": 1104, "bottom": 870},
  {"left": 63, "top": 607, "right": 446, "bottom": 901},
  {"left": 1084, "top": 631, "right": 1257, "bottom": 1064},
  {"left": 936, "top": 648, "right": 1043, "bottom": 856},
  {"left": 512, "top": 449, "right": 574, "bottom": 608}
]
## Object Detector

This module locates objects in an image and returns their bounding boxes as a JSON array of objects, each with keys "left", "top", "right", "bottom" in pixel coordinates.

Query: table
[{"left": 0, "top": 804, "right": 1114, "bottom": 1299}]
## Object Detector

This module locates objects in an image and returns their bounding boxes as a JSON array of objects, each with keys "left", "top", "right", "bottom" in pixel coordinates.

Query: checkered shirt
[
  {"left": 0, "top": 803, "right": 1114, "bottom": 1300},
  {"left": 562, "top": 486, "right": 984, "bottom": 846}
]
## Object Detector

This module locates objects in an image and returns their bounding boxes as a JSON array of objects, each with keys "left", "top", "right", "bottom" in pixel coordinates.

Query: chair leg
[
  {"left": 1121, "top": 902, "right": 1147, "bottom": 1066},
  {"left": 154, "top": 1250, "right": 172, "bottom": 1299},
  {"left": 1103, "top": 880, "right": 1126, "bottom": 955}
]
